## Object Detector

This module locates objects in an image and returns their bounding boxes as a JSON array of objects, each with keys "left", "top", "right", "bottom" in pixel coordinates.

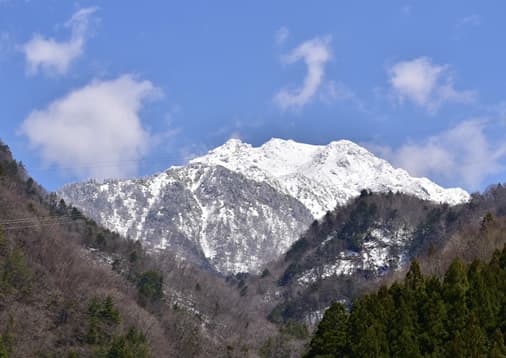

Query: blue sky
[{"left": 1, "top": 1, "right": 506, "bottom": 192}]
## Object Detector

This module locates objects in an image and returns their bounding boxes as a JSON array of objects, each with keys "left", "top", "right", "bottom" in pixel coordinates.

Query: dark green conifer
[
  {"left": 306, "top": 302, "right": 348, "bottom": 357},
  {"left": 490, "top": 329, "right": 506, "bottom": 358}
]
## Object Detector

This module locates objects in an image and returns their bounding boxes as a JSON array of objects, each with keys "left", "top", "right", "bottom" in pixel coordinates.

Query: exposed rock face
[
  {"left": 191, "top": 138, "right": 469, "bottom": 218},
  {"left": 59, "top": 163, "right": 314, "bottom": 273},
  {"left": 59, "top": 138, "right": 469, "bottom": 274},
  {"left": 296, "top": 226, "right": 414, "bottom": 285}
]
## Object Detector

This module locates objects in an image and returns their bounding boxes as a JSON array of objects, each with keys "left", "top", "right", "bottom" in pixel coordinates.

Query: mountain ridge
[
  {"left": 190, "top": 137, "right": 469, "bottom": 218},
  {"left": 59, "top": 137, "right": 470, "bottom": 274},
  {"left": 59, "top": 162, "right": 314, "bottom": 273}
]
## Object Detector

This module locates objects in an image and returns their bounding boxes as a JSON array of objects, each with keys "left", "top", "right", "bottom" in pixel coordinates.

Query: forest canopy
[{"left": 306, "top": 246, "right": 506, "bottom": 357}]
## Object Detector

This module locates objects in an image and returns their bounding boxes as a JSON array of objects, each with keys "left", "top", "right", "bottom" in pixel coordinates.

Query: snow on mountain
[
  {"left": 190, "top": 138, "right": 470, "bottom": 218},
  {"left": 297, "top": 226, "right": 413, "bottom": 285},
  {"left": 59, "top": 137, "right": 469, "bottom": 275},
  {"left": 59, "top": 163, "right": 314, "bottom": 274}
]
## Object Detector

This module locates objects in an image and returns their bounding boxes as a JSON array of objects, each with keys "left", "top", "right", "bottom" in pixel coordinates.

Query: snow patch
[{"left": 191, "top": 138, "right": 470, "bottom": 218}]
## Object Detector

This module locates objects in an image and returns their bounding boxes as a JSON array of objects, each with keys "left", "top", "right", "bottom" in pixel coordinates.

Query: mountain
[
  {"left": 3, "top": 135, "right": 505, "bottom": 357},
  {"left": 59, "top": 138, "right": 470, "bottom": 274},
  {"left": 257, "top": 182, "right": 506, "bottom": 324},
  {"left": 306, "top": 247, "right": 506, "bottom": 357},
  {"left": 191, "top": 138, "right": 469, "bottom": 218},
  {"left": 59, "top": 163, "right": 314, "bottom": 274},
  {"left": 261, "top": 192, "right": 458, "bottom": 323},
  {"left": 0, "top": 139, "right": 295, "bottom": 357},
  {"left": 0, "top": 140, "right": 173, "bottom": 356}
]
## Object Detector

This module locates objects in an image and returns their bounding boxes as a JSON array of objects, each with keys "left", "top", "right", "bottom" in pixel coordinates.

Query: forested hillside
[
  {"left": 0, "top": 140, "right": 297, "bottom": 357},
  {"left": 3, "top": 135, "right": 506, "bottom": 357},
  {"left": 255, "top": 186, "right": 506, "bottom": 325},
  {"left": 0, "top": 137, "right": 323, "bottom": 357},
  {"left": 305, "top": 248, "right": 506, "bottom": 357},
  {"left": 0, "top": 140, "right": 178, "bottom": 356}
]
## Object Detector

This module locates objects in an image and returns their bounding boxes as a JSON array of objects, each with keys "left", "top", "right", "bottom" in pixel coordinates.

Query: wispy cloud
[
  {"left": 180, "top": 143, "right": 210, "bottom": 164},
  {"left": 366, "top": 120, "right": 506, "bottom": 189},
  {"left": 321, "top": 80, "right": 368, "bottom": 112},
  {"left": 388, "top": 57, "right": 475, "bottom": 112},
  {"left": 457, "top": 14, "right": 481, "bottom": 28},
  {"left": 275, "top": 27, "right": 290, "bottom": 45},
  {"left": 20, "top": 75, "right": 160, "bottom": 179},
  {"left": 274, "top": 36, "right": 332, "bottom": 111},
  {"left": 21, "top": 7, "right": 98, "bottom": 75}
]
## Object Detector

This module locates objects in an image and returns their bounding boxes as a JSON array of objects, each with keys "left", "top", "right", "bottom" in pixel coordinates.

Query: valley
[{"left": 2, "top": 137, "right": 506, "bottom": 356}]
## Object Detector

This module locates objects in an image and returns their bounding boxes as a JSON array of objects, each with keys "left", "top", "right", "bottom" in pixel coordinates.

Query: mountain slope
[
  {"left": 60, "top": 163, "right": 314, "bottom": 273},
  {"left": 0, "top": 141, "right": 173, "bottom": 356},
  {"left": 0, "top": 138, "right": 301, "bottom": 357},
  {"left": 306, "top": 248, "right": 506, "bottom": 357},
  {"left": 59, "top": 138, "right": 469, "bottom": 274},
  {"left": 191, "top": 138, "right": 469, "bottom": 218},
  {"left": 253, "top": 183, "right": 506, "bottom": 324}
]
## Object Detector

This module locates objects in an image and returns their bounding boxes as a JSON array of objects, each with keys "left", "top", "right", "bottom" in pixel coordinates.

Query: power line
[
  {"left": 0, "top": 214, "right": 65, "bottom": 225},
  {"left": 1, "top": 222, "right": 66, "bottom": 231},
  {"left": 28, "top": 154, "right": 185, "bottom": 173},
  {"left": 0, "top": 213, "right": 89, "bottom": 231},
  {"left": 0, "top": 213, "right": 85, "bottom": 224}
]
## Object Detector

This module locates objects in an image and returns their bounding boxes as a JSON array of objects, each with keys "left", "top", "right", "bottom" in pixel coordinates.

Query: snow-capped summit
[
  {"left": 59, "top": 137, "right": 469, "bottom": 274},
  {"left": 191, "top": 138, "right": 470, "bottom": 218}
]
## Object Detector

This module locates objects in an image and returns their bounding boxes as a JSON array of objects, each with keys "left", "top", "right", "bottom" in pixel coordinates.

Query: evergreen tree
[
  {"left": 417, "top": 277, "right": 447, "bottom": 355},
  {"left": 460, "top": 313, "right": 488, "bottom": 357},
  {"left": 137, "top": 270, "right": 163, "bottom": 303},
  {"left": 305, "top": 247, "right": 506, "bottom": 357},
  {"left": 389, "top": 296, "right": 420, "bottom": 358},
  {"left": 306, "top": 302, "right": 348, "bottom": 357},
  {"left": 489, "top": 330, "right": 506, "bottom": 358},
  {"left": 443, "top": 258, "right": 469, "bottom": 337},
  {"left": 405, "top": 260, "right": 424, "bottom": 291},
  {"left": 107, "top": 327, "right": 150, "bottom": 358},
  {"left": 467, "top": 260, "right": 497, "bottom": 334}
]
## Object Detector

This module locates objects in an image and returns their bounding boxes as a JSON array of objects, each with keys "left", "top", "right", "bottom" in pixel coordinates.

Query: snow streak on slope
[
  {"left": 60, "top": 137, "right": 470, "bottom": 275},
  {"left": 191, "top": 138, "right": 470, "bottom": 218},
  {"left": 59, "top": 163, "right": 313, "bottom": 274},
  {"left": 297, "top": 226, "right": 413, "bottom": 284}
]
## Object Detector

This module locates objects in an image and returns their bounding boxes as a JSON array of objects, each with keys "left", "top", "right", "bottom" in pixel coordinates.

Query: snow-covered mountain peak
[
  {"left": 59, "top": 162, "right": 314, "bottom": 274},
  {"left": 59, "top": 137, "right": 470, "bottom": 274},
  {"left": 208, "top": 137, "right": 251, "bottom": 155},
  {"left": 191, "top": 137, "right": 470, "bottom": 217}
]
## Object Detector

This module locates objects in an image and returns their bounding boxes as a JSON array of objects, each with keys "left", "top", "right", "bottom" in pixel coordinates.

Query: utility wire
[
  {"left": 28, "top": 154, "right": 185, "bottom": 173},
  {"left": 0, "top": 214, "right": 67, "bottom": 225},
  {"left": 1, "top": 222, "right": 66, "bottom": 231},
  {"left": 0, "top": 213, "right": 87, "bottom": 225},
  {"left": 0, "top": 213, "right": 89, "bottom": 231}
]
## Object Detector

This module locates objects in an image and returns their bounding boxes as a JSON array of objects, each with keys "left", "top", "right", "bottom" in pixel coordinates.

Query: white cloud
[
  {"left": 321, "top": 80, "right": 367, "bottom": 112},
  {"left": 21, "top": 7, "right": 98, "bottom": 75},
  {"left": 20, "top": 75, "right": 160, "bottom": 179},
  {"left": 229, "top": 131, "right": 242, "bottom": 140},
  {"left": 179, "top": 143, "right": 209, "bottom": 164},
  {"left": 366, "top": 120, "right": 506, "bottom": 189},
  {"left": 388, "top": 57, "right": 475, "bottom": 112},
  {"left": 457, "top": 14, "right": 481, "bottom": 27},
  {"left": 274, "top": 36, "right": 332, "bottom": 111},
  {"left": 275, "top": 27, "right": 290, "bottom": 45}
]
